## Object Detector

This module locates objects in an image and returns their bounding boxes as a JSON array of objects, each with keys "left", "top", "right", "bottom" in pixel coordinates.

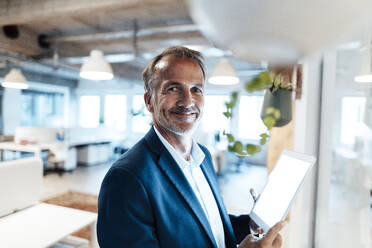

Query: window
[
  {"left": 340, "top": 96, "right": 366, "bottom": 145},
  {"left": 104, "top": 95, "right": 127, "bottom": 131},
  {"left": 202, "top": 95, "right": 229, "bottom": 132},
  {"left": 237, "top": 95, "right": 266, "bottom": 140},
  {"left": 79, "top": 95, "right": 100, "bottom": 128},
  {"left": 21, "top": 90, "right": 64, "bottom": 127},
  {"left": 132, "top": 95, "right": 152, "bottom": 133}
]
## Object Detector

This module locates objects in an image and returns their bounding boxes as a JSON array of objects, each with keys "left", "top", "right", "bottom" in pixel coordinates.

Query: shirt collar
[{"left": 154, "top": 126, "right": 205, "bottom": 170}]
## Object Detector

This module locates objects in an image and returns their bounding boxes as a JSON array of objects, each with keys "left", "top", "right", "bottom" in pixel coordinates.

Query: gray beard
[{"left": 158, "top": 117, "right": 201, "bottom": 137}]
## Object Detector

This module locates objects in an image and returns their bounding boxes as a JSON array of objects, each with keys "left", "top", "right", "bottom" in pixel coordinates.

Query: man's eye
[
  {"left": 167, "top": 87, "right": 178, "bottom": 92},
  {"left": 193, "top": 87, "right": 203, "bottom": 93}
]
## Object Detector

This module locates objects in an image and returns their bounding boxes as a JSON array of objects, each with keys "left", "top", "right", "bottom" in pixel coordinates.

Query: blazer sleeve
[
  {"left": 97, "top": 167, "right": 160, "bottom": 248},
  {"left": 229, "top": 214, "right": 251, "bottom": 244}
]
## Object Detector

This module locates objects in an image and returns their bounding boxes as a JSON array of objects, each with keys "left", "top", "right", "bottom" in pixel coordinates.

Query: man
[{"left": 97, "top": 46, "right": 284, "bottom": 248}]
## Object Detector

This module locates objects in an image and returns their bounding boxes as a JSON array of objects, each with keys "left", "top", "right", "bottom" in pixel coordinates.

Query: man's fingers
[
  {"left": 263, "top": 221, "right": 286, "bottom": 244},
  {"left": 247, "top": 234, "right": 256, "bottom": 241},
  {"left": 272, "top": 233, "right": 282, "bottom": 248},
  {"left": 239, "top": 234, "right": 260, "bottom": 248}
]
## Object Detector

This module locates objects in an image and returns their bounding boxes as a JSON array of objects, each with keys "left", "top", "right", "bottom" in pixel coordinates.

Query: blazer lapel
[
  {"left": 144, "top": 127, "right": 218, "bottom": 247},
  {"left": 200, "top": 159, "right": 237, "bottom": 247}
]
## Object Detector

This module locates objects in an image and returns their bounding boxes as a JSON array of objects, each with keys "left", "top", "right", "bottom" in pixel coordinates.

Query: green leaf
[
  {"left": 259, "top": 133, "right": 269, "bottom": 144},
  {"left": 245, "top": 83, "right": 255, "bottom": 93},
  {"left": 232, "top": 92, "right": 238, "bottom": 101},
  {"left": 223, "top": 111, "right": 232, "bottom": 118},
  {"left": 226, "top": 134, "right": 234, "bottom": 143},
  {"left": 265, "top": 107, "right": 281, "bottom": 119},
  {"left": 258, "top": 72, "right": 271, "bottom": 84},
  {"left": 263, "top": 116, "right": 276, "bottom": 129},
  {"left": 225, "top": 102, "right": 234, "bottom": 108},
  {"left": 233, "top": 141, "right": 243, "bottom": 154},
  {"left": 259, "top": 133, "right": 269, "bottom": 139},
  {"left": 266, "top": 107, "right": 276, "bottom": 115},
  {"left": 246, "top": 144, "right": 261, "bottom": 155},
  {"left": 273, "top": 109, "right": 281, "bottom": 119},
  {"left": 228, "top": 145, "right": 234, "bottom": 152},
  {"left": 245, "top": 75, "right": 266, "bottom": 93}
]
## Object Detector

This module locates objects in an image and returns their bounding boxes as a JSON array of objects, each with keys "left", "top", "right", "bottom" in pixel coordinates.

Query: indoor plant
[{"left": 223, "top": 68, "right": 294, "bottom": 155}]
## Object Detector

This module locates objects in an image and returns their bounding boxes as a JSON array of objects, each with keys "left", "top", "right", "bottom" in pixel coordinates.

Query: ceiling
[{"left": 0, "top": 0, "right": 262, "bottom": 85}]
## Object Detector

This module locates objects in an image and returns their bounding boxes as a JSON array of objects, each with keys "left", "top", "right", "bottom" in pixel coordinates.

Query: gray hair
[{"left": 142, "top": 46, "right": 205, "bottom": 96}]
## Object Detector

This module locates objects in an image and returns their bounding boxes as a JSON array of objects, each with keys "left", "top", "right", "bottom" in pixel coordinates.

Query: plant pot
[{"left": 260, "top": 89, "right": 292, "bottom": 127}]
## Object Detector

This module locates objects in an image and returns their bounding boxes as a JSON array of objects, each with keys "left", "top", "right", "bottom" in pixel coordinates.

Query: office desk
[
  {"left": 0, "top": 203, "right": 98, "bottom": 248},
  {"left": 0, "top": 140, "right": 116, "bottom": 169},
  {"left": 0, "top": 142, "right": 52, "bottom": 157}
]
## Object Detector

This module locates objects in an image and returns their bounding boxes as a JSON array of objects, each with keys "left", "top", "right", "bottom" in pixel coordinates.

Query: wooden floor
[{"left": 42, "top": 162, "right": 268, "bottom": 215}]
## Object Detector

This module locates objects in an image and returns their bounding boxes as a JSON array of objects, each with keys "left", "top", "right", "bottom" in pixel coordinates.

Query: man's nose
[{"left": 177, "top": 89, "right": 193, "bottom": 107}]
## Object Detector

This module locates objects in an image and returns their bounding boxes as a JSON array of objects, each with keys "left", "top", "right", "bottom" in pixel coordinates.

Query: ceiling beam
[
  {"left": 0, "top": 26, "right": 43, "bottom": 56},
  {"left": 43, "top": 46, "right": 230, "bottom": 65},
  {"left": 0, "top": 0, "right": 183, "bottom": 26},
  {"left": 48, "top": 24, "right": 199, "bottom": 43}
]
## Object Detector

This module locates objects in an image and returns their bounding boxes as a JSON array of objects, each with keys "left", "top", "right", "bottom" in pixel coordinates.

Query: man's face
[{"left": 145, "top": 55, "right": 205, "bottom": 136}]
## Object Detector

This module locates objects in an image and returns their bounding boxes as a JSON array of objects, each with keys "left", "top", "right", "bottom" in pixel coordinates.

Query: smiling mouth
[
  {"left": 170, "top": 111, "right": 197, "bottom": 121},
  {"left": 174, "top": 112, "right": 195, "bottom": 116},
  {"left": 169, "top": 106, "right": 199, "bottom": 120}
]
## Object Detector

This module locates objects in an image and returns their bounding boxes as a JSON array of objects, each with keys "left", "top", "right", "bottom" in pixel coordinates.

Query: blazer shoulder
[{"left": 109, "top": 137, "right": 158, "bottom": 178}]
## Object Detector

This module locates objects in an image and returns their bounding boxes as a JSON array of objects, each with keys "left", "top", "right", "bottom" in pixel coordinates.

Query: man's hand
[{"left": 238, "top": 221, "right": 285, "bottom": 248}]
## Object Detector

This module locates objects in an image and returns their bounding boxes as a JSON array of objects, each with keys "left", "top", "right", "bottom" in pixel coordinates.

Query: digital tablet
[{"left": 249, "top": 150, "right": 316, "bottom": 232}]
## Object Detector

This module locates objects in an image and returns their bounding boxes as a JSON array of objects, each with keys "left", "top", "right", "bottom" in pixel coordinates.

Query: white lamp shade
[
  {"left": 188, "top": 0, "right": 372, "bottom": 65},
  {"left": 80, "top": 50, "right": 114, "bottom": 80},
  {"left": 2, "top": 68, "right": 28, "bottom": 89},
  {"left": 208, "top": 58, "right": 239, "bottom": 85}
]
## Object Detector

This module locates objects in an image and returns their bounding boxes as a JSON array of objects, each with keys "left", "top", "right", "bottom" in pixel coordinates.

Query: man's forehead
[
  {"left": 154, "top": 55, "right": 181, "bottom": 72},
  {"left": 154, "top": 57, "right": 170, "bottom": 71},
  {"left": 154, "top": 55, "right": 202, "bottom": 76}
]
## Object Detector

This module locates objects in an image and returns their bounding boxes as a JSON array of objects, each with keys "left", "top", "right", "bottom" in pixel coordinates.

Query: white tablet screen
[{"left": 251, "top": 150, "right": 315, "bottom": 230}]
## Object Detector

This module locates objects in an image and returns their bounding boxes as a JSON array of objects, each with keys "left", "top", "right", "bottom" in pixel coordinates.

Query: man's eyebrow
[
  {"left": 161, "top": 81, "right": 204, "bottom": 89},
  {"left": 193, "top": 82, "right": 204, "bottom": 88},
  {"left": 162, "top": 81, "right": 181, "bottom": 88}
]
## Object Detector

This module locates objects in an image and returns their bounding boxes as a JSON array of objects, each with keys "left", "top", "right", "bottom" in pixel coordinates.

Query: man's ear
[{"left": 144, "top": 92, "right": 154, "bottom": 113}]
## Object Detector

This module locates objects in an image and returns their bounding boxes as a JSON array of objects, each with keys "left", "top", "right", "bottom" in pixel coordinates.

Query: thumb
[
  {"left": 239, "top": 234, "right": 259, "bottom": 247},
  {"left": 247, "top": 234, "right": 256, "bottom": 241}
]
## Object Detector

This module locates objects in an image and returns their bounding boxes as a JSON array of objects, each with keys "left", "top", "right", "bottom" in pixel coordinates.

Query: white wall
[{"left": 286, "top": 52, "right": 323, "bottom": 248}]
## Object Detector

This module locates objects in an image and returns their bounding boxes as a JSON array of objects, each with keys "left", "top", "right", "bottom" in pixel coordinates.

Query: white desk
[
  {"left": 0, "top": 142, "right": 51, "bottom": 157},
  {"left": 0, "top": 140, "right": 115, "bottom": 169},
  {"left": 0, "top": 203, "right": 98, "bottom": 248}
]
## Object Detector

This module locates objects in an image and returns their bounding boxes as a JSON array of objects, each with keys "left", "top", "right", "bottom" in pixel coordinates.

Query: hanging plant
[{"left": 223, "top": 68, "right": 295, "bottom": 156}]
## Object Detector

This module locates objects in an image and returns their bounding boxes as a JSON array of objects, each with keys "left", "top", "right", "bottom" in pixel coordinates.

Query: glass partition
[{"left": 316, "top": 48, "right": 372, "bottom": 247}]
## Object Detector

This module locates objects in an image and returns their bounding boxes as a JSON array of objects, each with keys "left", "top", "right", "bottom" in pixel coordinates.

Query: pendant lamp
[
  {"left": 208, "top": 58, "right": 239, "bottom": 85},
  {"left": 80, "top": 50, "right": 114, "bottom": 80},
  {"left": 1, "top": 68, "right": 28, "bottom": 89}
]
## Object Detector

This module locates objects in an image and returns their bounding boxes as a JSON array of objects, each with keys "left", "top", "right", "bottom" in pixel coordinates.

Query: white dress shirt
[{"left": 154, "top": 127, "right": 225, "bottom": 248}]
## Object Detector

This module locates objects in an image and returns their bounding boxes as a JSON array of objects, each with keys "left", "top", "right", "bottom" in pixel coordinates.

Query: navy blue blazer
[{"left": 97, "top": 127, "right": 251, "bottom": 247}]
